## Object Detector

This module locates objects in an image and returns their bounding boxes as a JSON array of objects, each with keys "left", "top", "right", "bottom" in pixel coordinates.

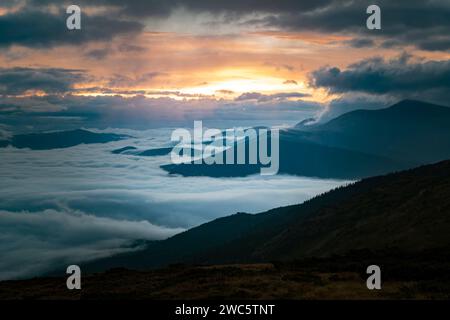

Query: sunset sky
[
  {"left": 2, "top": 0, "right": 450, "bottom": 281},
  {"left": 1, "top": 0, "right": 450, "bottom": 129}
]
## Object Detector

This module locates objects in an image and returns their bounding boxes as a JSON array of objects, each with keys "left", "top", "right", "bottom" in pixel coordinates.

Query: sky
[{"left": 0, "top": 0, "right": 450, "bottom": 131}]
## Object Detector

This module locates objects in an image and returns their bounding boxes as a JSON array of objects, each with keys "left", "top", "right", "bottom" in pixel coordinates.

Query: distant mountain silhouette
[
  {"left": 295, "top": 99, "right": 450, "bottom": 164},
  {"left": 162, "top": 100, "right": 450, "bottom": 179},
  {"left": 111, "top": 146, "right": 138, "bottom": 154},
  {"left": 112, "top": 146, "right": 172, "bottom": 157},
  {"left": 162, "top": 134, "right": 404, "bottom": 179},
  {"left": 138, "top": 147, "right": 173, "bottom": 157},
  {"left": 82, "top": 158, "right": 450, "bottom": 272},
  {"left": 1, "top": 129, "right": 128, "bottom": 150}
]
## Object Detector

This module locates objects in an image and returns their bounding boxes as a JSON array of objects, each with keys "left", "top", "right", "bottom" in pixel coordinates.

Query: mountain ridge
[
  {"left": 0, "top": 129, "right": 129, "bottom": 150},
  {"left": 81, "top": 158, "right": 450, "bottom": 273},
  {"left": 162, "top": 100, "right": 450, "bottom": 179},
  {"left": 295, "top": 99, "right": 450, "bottom": 164}
]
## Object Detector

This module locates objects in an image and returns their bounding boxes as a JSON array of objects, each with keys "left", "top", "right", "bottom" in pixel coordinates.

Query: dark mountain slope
[
  {"left": 162, "top": 130, "right": 406, "bottom": 179},
  {"left": 296, "top": 100, "right": 450, "bottom": 164},
  {"left": 162, "top": 100, "right": 449, "bottom": 179},
  {"left": 111, "top": 146, "right": 137, "bottom": 154},
  {"left": 4, "top": 129, "right": 128, "bottom": 150},
  {"left": 112, "top": 146, "right": 173, "bottom": 156},
  {"left": 84, "top": 208, "right": 298, "bottom": 272},
  {"left": 197, "top": 160, "right": 450, "bottom": 264},
  {"left": 83, "top": 159, "right": 450, "bottom": 272}
]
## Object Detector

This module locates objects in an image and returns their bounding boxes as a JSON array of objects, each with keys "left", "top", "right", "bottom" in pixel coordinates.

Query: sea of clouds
[{"left": 0, "top": 124, "right": 348, "bottom": 279}]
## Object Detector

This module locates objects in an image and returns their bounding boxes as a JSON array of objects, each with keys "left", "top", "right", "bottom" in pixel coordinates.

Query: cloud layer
[
  {"left": 2, "top": 1, "right": 449, "bottom": 51},
  {"left": 0, "top": 129, "right": 346, "bottom": 279},
  {"left": 0, "top": 92, "right": 322, "bottom": 132},
  {"left": 310, "top": 54, "right": 450, "bottom": 96},
  {"left": 0, "top": 8, "right": 143, "bottom": 48},
  {"left": 0, "top": 208, "right": 184, "bottom": 280},
  {"left": 0, "top": 67, "right": 86, "bottom": 95}
]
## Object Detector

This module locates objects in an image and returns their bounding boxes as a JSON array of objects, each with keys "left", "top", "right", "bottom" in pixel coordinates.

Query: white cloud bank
[{"left": 0, "top": 209, "right": 184, "bottom": 280}]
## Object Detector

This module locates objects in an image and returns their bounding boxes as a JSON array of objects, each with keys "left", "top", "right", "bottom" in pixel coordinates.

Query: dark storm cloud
[
  {"left": 107, "top": 72, "right": 161, "bottom": 87},
  {"left": 0, "top": 9, "right": 143, "bottom": 48},
  {"left": 310, "top": 54, "right": 450, "bottom": 96},
  {"left": 418, "top": 37, "right": 450, "bottom": 52},
  {"left": 3, "top": 0, "right": 450, "bottom": 52},
  {"left": 344, "top": 38, "right": 375, "bottom": 48},
  {"left": 117, "top": 43, "right": 146, "bottom": 53},
  {"left": 85, "top": 48, "right": 110, "bottom": 60},
  {"left": 42, "top": 0, "right": 333, "bottom": 17},
  {"left": 0, "top": 67, "right": 86, "bottom": 95},
  {"left": 0, "top": 0, "right": 22, "bottom": 7},
  {"left": 260, "top": 0, "right": 450, "bottom": 52}
]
